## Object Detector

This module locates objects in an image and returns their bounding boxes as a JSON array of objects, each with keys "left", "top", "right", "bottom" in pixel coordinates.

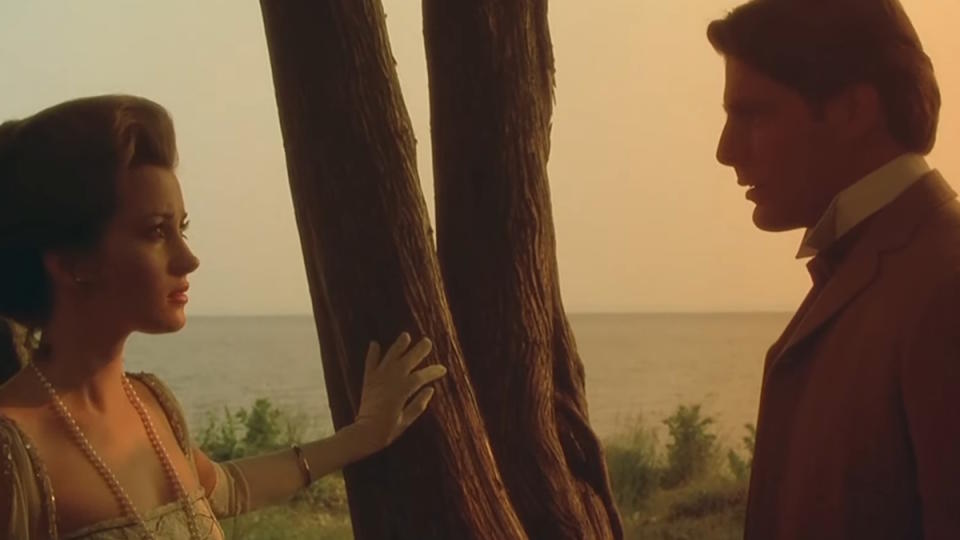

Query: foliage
[
  {"left": 605, "top": 416, "right": 662, "bottom": 511},
  {"left": 660, "top": 405, "right": 719, "bottom": 488},
  {"left": 198, "top": 405, "right": 242, "bottom": 461},
  {"left": 197, "top": 398, "right": 351, "bottom": 539},
  {"left": 219, "top": 506, "right": 353, "bottom": 540},
  {"left": 665, "top": 479, "right": 747, "bottom": 522},
  {"left": 606, "top": 404, "right": 754, "bottom": 539},
  {"left": 726, "top": 423, "right": 756, "bottom": 481},
  {"left": 197, "top": 398, "right": 309, "bottom": 461},
  {"left": 199, "top": 397, "right": 756, "bottom": 539}
]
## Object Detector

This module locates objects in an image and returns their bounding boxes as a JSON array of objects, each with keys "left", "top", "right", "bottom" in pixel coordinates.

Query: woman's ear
[{"left": 42, "top": 251, "right": 97, "bottom": 288}]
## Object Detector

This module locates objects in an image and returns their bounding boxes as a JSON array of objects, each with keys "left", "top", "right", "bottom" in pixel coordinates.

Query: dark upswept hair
[
  {"left": 707, "top": 0, "right": 941, "bottom": 154},
  {"left": 0, "top": 95, "right": 177, "bottom": 352},
  {"left": 0, "top": 318, "right": 22, "bottom": 384}
]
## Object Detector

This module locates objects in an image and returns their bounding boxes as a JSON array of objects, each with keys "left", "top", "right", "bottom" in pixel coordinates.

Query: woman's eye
[{"left": 147, "top": 221, "right": 189, "bottom": 241}]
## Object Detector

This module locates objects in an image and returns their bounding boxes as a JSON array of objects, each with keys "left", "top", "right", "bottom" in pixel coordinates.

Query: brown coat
[{"left": 745, "top": 172, "right": 960, "bottom": 540}]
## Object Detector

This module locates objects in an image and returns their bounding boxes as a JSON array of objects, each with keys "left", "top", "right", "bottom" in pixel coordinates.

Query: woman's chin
[{"left": 139, "top": 310, "right": 188, "bottom": 334}]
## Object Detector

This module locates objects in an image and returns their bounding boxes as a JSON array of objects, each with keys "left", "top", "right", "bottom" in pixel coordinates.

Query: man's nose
[{"left": 716, "top": 121, "right": 739, "bottom": 167}]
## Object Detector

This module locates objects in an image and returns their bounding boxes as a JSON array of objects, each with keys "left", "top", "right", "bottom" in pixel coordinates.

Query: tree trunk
[
  {"left": 259, "top": 2, "right": 527, "bottom": 538},
  {"left": 423, "top": 2, "right": 624, "bottom": 538}
]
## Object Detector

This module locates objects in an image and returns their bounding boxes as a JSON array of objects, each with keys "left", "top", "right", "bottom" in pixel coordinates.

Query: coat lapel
[
  {"left": 772, "top": 171, "right": 956, "bottom": 367},
  {"left": 775, "top": 239, "right": 880, "bottom": 364}
]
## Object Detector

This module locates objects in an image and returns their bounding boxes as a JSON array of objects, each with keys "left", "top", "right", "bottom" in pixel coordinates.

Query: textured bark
[
  {"left": 259, "top": 2, "right": 527, "bottom": 538},
  {"left": 423, "top": 2, "right": 624, "bottom": 538}
]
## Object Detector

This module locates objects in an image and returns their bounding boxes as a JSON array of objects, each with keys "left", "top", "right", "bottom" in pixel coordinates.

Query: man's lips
[{"left": 738, "top": 180, "right": 764, "bottom": 201}]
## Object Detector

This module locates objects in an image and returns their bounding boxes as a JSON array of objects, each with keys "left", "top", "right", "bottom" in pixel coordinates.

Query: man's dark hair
[{"left": 708, "top": 0, "right": 940, "bottom": 154}]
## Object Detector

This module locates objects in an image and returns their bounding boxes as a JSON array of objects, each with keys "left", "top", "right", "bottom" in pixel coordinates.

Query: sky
[{"left": 0, "top": 1, "right": 957, "bottom": 315}]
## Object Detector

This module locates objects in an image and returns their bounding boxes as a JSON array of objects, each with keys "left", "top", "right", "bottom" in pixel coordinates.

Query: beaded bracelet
[{"left": 292, "top": 444, "right": 313, "bottom": 487}]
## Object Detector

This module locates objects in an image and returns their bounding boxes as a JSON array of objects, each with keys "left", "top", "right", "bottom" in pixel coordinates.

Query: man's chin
[{"left": 752, "top": 206, "right": 804, "bottom": 232}]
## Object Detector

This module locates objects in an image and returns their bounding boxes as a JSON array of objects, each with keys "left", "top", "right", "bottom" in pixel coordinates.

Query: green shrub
[
  {"left": 743, "top": 423, "right": 756, "bottom": 460},
  {"left": 196, "top": 397, "right": 350, "bottom": 517},
  {"left": 198, "top": 405, "right": 243, "bottom": 461},
  {"left": 605, "top": 417, "right": 662, "bottom": 512},
  {"left": 726, "top": 450, "right": 748, "bottom": 482},
  {"left": 726, "top": 423, "right": 756, "bottom": 481},
  {"left": 661, "top": 405, "right": 718, "bottom": 488},
  {"left": 197, "top": 398, "right": 311, "bottom": 460},
  {"left": 238, "top": 398, "right": 284, "bottom": 453}
]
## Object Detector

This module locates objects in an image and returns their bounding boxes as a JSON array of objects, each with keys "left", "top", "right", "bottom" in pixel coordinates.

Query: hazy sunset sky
[{"left": 1, "top": 1, "right": 957, "bottom": 314}]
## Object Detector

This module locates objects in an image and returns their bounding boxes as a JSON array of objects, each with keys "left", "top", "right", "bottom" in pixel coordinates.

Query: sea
[{"left": 124, "top": 312, "right": 792, "bottom": 447}]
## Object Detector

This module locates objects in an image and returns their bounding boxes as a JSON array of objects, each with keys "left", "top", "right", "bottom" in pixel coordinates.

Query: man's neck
[
  {"left": 823, "top": 140, "right": 907, "bottom": 202},
  {"left": 797, "top": 146, "right": 930, "bottom": 259}
]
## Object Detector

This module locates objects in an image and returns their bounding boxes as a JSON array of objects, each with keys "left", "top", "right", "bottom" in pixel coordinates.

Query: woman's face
[{"left": 79, "top": 165, "right": 200, "bottom": 334}]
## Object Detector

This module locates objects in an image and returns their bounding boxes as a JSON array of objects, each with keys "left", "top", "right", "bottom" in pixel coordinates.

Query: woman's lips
[{"left": 169, "top": 284, "right": 189, "bottom": 304}]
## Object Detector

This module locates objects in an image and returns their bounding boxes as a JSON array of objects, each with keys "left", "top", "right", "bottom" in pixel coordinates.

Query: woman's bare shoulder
[
  {"left": 0, "top": 368, "right": 47, "bottom": 428},
  {"left": 0, "top": 374, "right": 39, "bottom": 475}
]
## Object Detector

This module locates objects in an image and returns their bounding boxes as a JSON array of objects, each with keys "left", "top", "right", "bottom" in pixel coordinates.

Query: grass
[
  {"left": 220, "top": 506, "right": 353, "bottom": 540},
  {"left": 198, "top": 399, "right": 753, "bottom": 540},
  {"left": 610, "top": 407, "right": 752, "bottom": 539},
  {"left": 196, "top": 400, "right": 355, "bottom": 539},
  {"left": 622, "top": 476, "right": 747, "bottom": 540}
]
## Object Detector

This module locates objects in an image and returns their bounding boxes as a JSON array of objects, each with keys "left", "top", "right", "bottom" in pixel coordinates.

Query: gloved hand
[{"left": 351, "top": 332, "right": 448, "bottom": 455}]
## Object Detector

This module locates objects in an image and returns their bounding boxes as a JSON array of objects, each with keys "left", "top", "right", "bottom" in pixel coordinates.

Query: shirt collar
[{"left": 797, "top": 153, "right": 931, "bottom": 259}]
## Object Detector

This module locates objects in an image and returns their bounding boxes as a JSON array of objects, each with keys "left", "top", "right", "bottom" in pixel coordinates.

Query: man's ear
[{"left": 824, "top": 83, "right": 884, "bottom": 142}]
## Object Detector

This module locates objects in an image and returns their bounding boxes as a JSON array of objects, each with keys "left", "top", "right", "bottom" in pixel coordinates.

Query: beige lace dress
[{"left": 0, "top": 372, "right": 251, "bottom": 539}]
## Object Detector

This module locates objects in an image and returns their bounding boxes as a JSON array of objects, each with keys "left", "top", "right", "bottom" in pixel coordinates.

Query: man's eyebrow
[
  {"left": 723, "top": 99, "right": 772, "bottom": 115},
  {"left": 723, "top": 100, "right": 753, "bottom": 113}
]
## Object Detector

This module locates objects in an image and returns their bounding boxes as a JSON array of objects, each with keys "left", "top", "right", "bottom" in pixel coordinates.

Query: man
[{"left": 708, "top": 1, "right": 959, "bottom": 538}]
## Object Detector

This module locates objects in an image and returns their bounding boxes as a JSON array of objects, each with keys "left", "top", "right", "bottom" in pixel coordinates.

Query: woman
[
  {"left": 0, "top": 319, "right": 23, "bottom": 383},
  {"left": 0, "top": 95, "right": 447, "bottom": 539}
]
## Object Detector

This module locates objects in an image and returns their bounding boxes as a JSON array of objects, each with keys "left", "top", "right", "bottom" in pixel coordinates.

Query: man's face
[{"left": 716, "top": 57, "right": 839, "bottom": 231}]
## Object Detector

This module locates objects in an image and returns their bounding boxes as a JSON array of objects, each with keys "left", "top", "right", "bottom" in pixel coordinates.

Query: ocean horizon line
[{"left": 184, "top": 310, "right": 795, "bottom": 318}]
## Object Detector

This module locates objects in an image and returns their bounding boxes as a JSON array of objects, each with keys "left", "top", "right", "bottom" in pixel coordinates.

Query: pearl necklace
[{"left": 30, "top": 363, "right": 203, "bottom": 540}]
